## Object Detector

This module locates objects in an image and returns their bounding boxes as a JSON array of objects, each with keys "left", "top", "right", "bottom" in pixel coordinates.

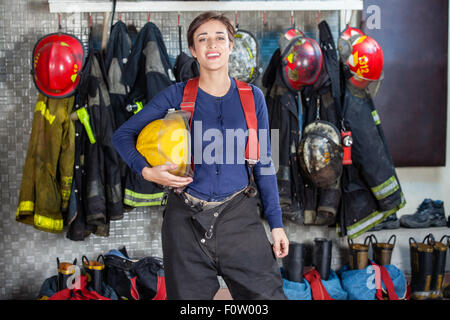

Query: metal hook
[
  {"left": 263, "top": 11, "right": 267, "bottom": 26},
  {"left": 58, "top": 13, "right": 62, "bottom": 31},
  {"left": 235, "top": 11, "right": 238, "bottom": 29},
  {"left": 148, "top": 12, "right": 151, "bottom": 22},
  {"left": 290, "top": 11, "right": 294, "bottom": 28},
  {"left": 318, "top": 10, "right": 321, "bottom": 24},
  {"left": 177, "top": 12, "right": 181, "bottom": 27}
]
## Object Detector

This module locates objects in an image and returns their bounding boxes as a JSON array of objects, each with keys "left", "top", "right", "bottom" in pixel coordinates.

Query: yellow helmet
[{"left": 136, "top": 109, "right": 190, "bottom": 176}]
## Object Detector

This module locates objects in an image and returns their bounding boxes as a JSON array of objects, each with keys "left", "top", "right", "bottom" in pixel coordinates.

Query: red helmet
[
  {"left": 345, "top": 35, "right": 384, "bottom": 89},
  {"left": 280, "top": 33, "right": 323, "bottom": 91},
  {"left": 340, "top": 25, "right": 364, "bottom": 41},
  {"left": 338, "top": 25, "right": 365, "bottom": 63},
  {"left": 32, "top": 33, "right": 85, "bottom": 98}
]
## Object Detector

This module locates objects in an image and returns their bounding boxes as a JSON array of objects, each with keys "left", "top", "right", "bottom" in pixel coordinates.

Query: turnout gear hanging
[
  {"left": 105, "top": 20, "right": 133, "bottom": 129},
  {"left": 262, "top": 47, "right": 305, "bottom": 224},
  {"left": 300, "top": 21, "right": 343, "bottom": 226},
  {"left": 66, "top": 39, "right": 124, "bottom": 240},
  {"left": 117, "top": 21, "right": 175, "bottom": 208},
  {"left": 338, "top": 84, "right": 405, "bottom": 239},
  {"left": 16, "top": 93, "right": 75, "bottom": 233}
]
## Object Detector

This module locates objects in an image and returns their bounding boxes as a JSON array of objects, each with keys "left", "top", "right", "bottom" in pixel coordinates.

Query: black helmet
[
  {"left": 228, "top": 29, "right": 261, "bottom": 83},
  {"left": 298, "top": 121, "right": 343, "bottom": 188}
]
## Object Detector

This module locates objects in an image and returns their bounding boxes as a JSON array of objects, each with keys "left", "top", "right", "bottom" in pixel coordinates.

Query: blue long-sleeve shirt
[{"left": 112, "top": 78, "right": 283, "bottom": 230}]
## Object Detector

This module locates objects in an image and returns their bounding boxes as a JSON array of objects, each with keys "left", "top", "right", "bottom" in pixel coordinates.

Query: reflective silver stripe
[
  {"left": 346, "top": 211, "right": 385, "bottom": 238},
  {"left": 108, "top": 58, "right": 127, "bottom": 95},
  {"left": 372, "top": 178, "right": 399, "bottom": 200},
  {"left": 87, "top": 180, "right": 105, "bottom": 199},
  {"left": 124, "top": 189, "right": 164, "bottom": 207},
  {"left": 106, "top": 183, "right": 123, "bottom": 204}
]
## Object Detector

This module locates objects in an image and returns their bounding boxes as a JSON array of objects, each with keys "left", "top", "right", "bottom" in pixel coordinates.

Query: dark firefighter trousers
[{"left": 162, "top": 188, "right": 287, "bottom": 300}]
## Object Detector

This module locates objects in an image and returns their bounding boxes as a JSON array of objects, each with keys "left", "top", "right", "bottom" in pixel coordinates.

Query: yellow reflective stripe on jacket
[
  {"left": 371, "top": 110, "right": 380, "bottom": 125},
  {"left": 17, "top": 201, "right": 34, "bottom": 214},
  {"left": 346, "top": 197, "right": 406, "bottom": 239},
  {"left": 34, "top": 214, "right": 63, "bottom": 232},
  {"left": 371, "top": 175, "right": 399, "bottom": 200},
  {"left": 35, "top": 100, "right": 56, "bottom": 125},
  {"left": 124, "top": 189, "right": 164, "bottom": 207}
]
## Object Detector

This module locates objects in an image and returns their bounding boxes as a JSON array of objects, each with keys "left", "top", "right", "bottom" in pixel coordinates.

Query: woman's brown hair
[{"left": 187, "top": 11, "right": 235, "bottom": 49}]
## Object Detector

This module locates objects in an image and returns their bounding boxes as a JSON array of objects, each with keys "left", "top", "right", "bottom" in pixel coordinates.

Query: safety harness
[{"left": 180, "top": 77, "right": 260, "bottom": 196}]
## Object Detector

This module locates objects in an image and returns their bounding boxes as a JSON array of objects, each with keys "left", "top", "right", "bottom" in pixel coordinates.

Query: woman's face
[{"left": 190, "top": 19, "right": 234, "bottom": 72}]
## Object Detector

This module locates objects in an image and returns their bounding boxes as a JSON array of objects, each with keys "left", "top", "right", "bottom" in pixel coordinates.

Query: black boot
[
  {"left": 430, "top": 235, "right": 449, "bottom": 299},
  {"left": 312, "top": 238, "right": 332, "bottom": 280},
  {"left": 409, "top": 235, "right": 434, "bottom": 300},
  {"left": 282, "top": 242, "right": 305, "bottom": 283},
  {"left": 82, "top": 255, "right": 105, "bottom": 294},
  {"left": 57, "top": 257, "right": 78, "bottom": 291}
]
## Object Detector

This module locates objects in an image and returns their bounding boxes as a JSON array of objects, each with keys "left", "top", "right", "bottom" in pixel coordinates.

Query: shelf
[{"left": 48, "top": 1, "right": 364, "bottom": 13}]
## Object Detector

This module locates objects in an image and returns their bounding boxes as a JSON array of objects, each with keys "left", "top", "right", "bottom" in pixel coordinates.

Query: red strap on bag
[
  {"left": 370, "top": 261, "right": 399, "bottom": 300},
  {"left": 152, "top": 275, "right": 167, "bottom": 300},
  {"left": 130, "top": 276, "right": 140, "bottom": 300},
  {"left": 304, "top": 269, "right": 334, "bottom": 300},
  {"left": 180, "top": 77, "right": 260, "bottom": 170}
]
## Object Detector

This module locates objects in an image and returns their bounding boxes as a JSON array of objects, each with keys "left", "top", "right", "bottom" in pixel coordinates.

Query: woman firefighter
[{"left": 112, "top": 11, "right": 289, "bottom": 300}]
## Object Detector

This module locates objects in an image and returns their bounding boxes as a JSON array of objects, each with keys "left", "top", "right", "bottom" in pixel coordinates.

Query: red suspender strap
[
  {"left": 180, "top": 76, "right": 199, "bottom": 129},
  {"left": 235, "top": 79, "right": 260, "bottom": 164},
  {"left": 180, "top": 77, "right": 260, "bottom": 169}
]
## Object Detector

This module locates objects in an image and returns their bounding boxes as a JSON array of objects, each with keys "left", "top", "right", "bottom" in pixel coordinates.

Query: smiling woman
[{"left": 112, "top": 11, "right": 289, "bottom": 300}]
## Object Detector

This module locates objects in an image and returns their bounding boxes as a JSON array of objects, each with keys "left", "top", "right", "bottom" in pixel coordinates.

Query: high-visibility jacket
[{"left": 16, "top": 93, "right": 75, "bottom": 233}]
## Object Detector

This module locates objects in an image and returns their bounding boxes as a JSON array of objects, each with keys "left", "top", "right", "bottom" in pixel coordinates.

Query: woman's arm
[
  {"left": 112, "top": 83, "right": 192, "bottom": 187},
  {"left": 250, "top": 85, "right": 289, "bottom": 258}
]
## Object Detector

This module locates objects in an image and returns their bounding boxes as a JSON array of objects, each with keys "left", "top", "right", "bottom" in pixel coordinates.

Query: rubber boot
[
  {"left": 57, "top": 258, "right": 77, "bottom": 291},
  {"left": 348, "top": 237, "right": 369, "bottom": 270},
  {"left": 429, "top": 235, "right": 449, "bottom": 299},
  {"left": 82, "top": 255, "right": 105, "bottom": 294},
  {"left": 369, "top": 234, "right": 396, "bottom": 265},
  {"left": 282, "top": 242, "right": 305, "bottom": 283},
  {"left": 409, "top": 235, "right": 434, "bottom": 300},
  {"left": 312, "top": 238, "right": 332, "bottom": 280}
]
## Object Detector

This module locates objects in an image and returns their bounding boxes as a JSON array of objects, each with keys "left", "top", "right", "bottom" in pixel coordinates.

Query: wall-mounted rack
[{"left": 48, "top": 1, "right": 363, "bottom": 13}]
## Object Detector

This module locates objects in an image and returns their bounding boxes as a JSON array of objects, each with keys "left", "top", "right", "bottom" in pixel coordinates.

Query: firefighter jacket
[
  {"left": 262, "top": 48, "right": 305, "bottom": 224},
  {"left": 105, "top": 20, "right": 133, "bottom": 130},
  {"left": 339, "top": 84, "right": 406, "bottom": 239},
  {"left": 66, "top": 48, "right": 124, "bottom": 241},
  {"left": 116, "top": 21, "right": 175, "bottom": 208},
  {"left": 16, "top": 93, "right": 75, "bottom": 233},
  {"left": 301, "top": 20, "right": 342, "bottom": 225}
]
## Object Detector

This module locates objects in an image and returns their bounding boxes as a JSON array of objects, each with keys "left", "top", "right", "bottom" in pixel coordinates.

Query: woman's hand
[
  {"left": 271, "top": 228, "right": 289, "bottom": 259},
  {"left": 142, "top": 164, "right": 193, "bottom": 188}
]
